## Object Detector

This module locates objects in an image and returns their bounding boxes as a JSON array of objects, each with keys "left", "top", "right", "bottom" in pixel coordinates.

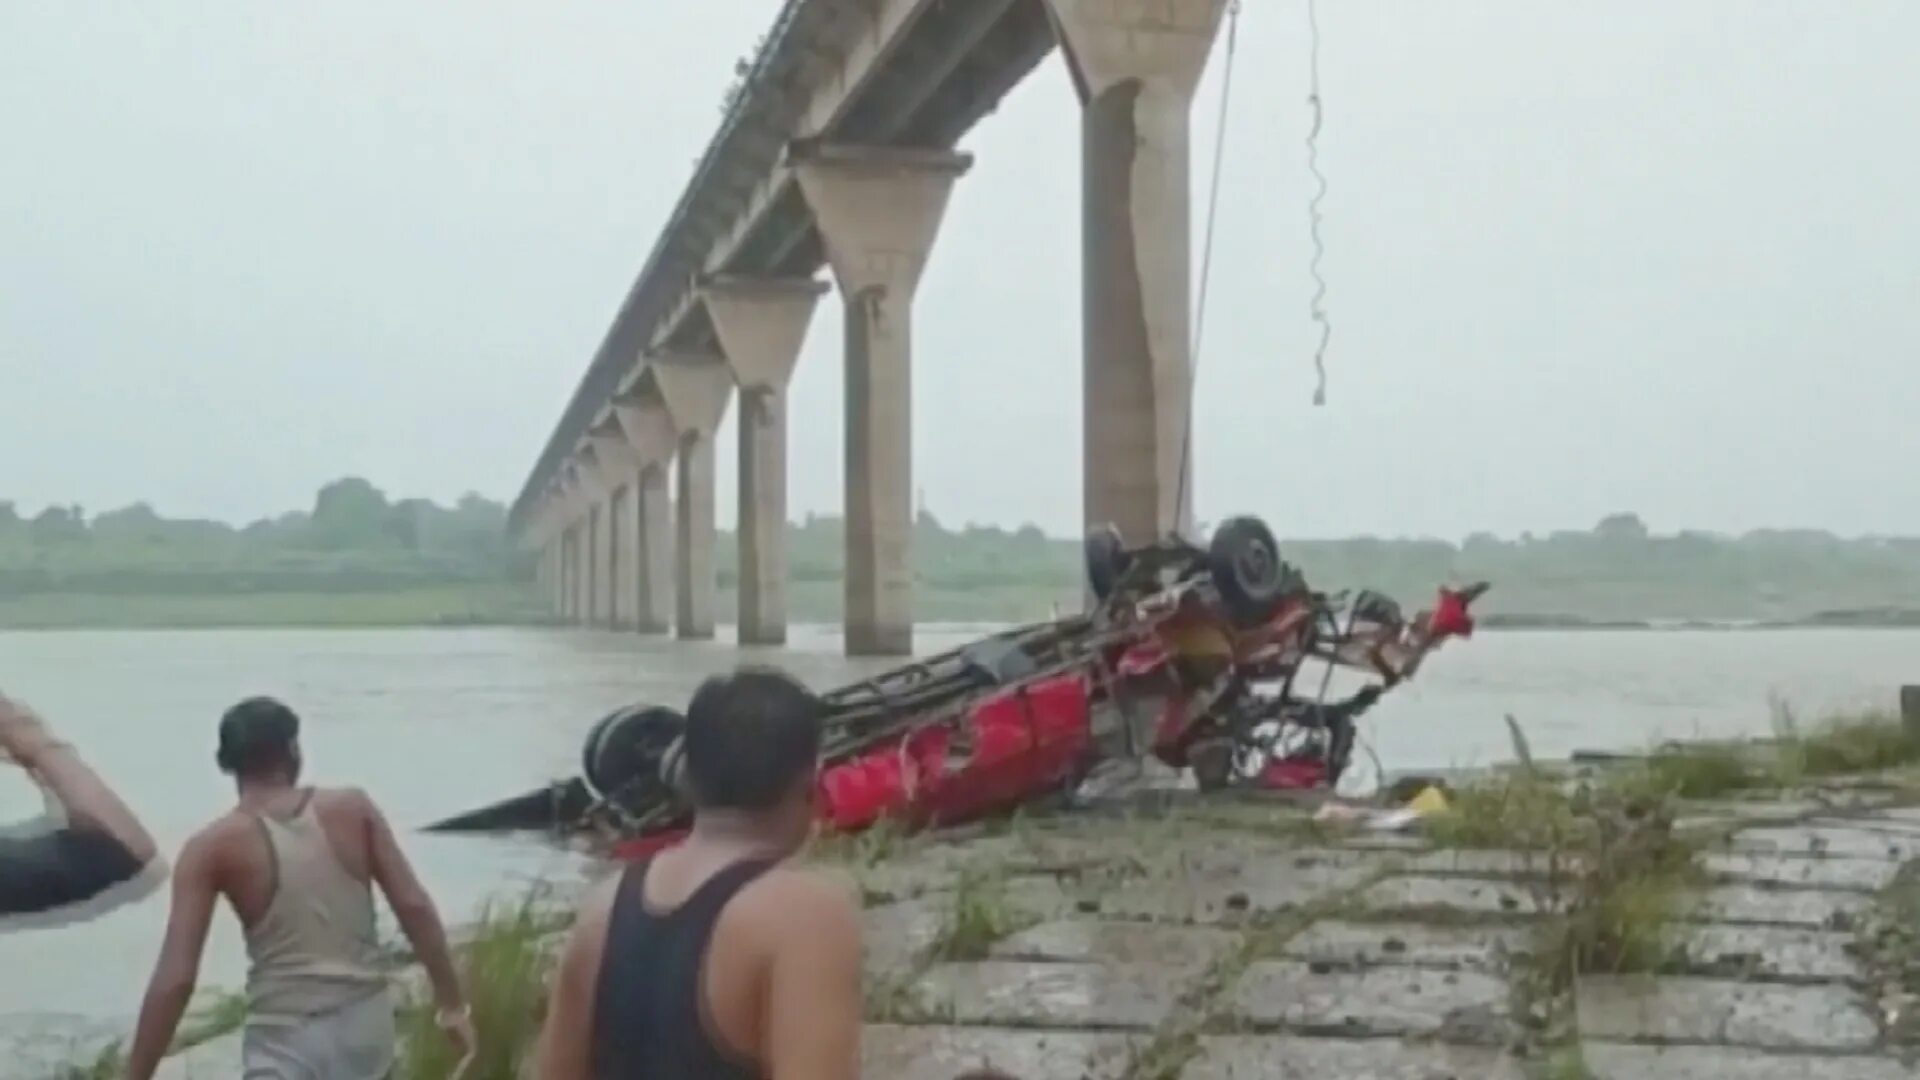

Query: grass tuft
[
  {"left": 392, "top": 886, "right": 567, "bottom": 1080},
  {"left": 929, "top": 866, "right": 1030, "bottom": 963},
  {"left": 1775, "top": 707, "right": 1920, "bottom": 782}
]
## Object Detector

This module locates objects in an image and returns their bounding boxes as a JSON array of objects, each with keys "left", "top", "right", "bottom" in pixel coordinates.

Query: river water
[{"left": 1, "top": 625, "right": 1914, "bottom": 1055}]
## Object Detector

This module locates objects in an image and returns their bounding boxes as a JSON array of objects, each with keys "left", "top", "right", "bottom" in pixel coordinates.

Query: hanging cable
[
  {"left": 1305, "top": 0, "right": 1332, "bottom": 406},
  {"left": 1173, "top": 0, "right": 1241, "bottom": 536}
]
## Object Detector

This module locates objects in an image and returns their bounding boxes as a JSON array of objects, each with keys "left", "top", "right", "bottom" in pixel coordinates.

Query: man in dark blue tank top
[{"left": 535, "top": 667, "right": 863, "bottom": 1080}]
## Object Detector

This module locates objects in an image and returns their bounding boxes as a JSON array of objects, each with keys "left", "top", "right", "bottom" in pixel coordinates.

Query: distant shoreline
[{"left": 4, "top": 586, "right": 1920, "bottom": 633}]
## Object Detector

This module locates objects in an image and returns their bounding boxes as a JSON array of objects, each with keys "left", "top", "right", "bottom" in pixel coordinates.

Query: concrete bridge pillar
[
  {"left": 703, "top": 275, "right": 828, "bottom": 647},
  {"left": 556, "top": 526, "right": 572, "bottom": 620},
  {"left": 571, "top": 519, "right": 591, "bottom": 625},
  {"left": 588, "top": 500, "right": 610, "bottom": 626},
  {"left": 792, "top": 143, "right": 972, "bottom": 657},
  {"left": 651, "top": 358, "right": 734, "bottom": 641},
  {"left": 613, "top": 391, "right": 679, "bottom": 634},
  {"left": 1044, "top": 0, "right": 1228, "bottom": 545},
  {"left": 564, "top": 464, "right": 604, "bottom": 626},
  {"left": 586, "top": 429, "right": 650, "bottom": 631}
]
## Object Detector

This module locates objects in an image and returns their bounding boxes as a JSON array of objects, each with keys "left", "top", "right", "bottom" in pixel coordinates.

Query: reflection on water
[{"left": 0, "top": 624, "right": 1913, "bottom": 1043}]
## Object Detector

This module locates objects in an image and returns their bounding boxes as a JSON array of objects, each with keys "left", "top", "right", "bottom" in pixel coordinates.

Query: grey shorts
[{"left": 242, "top": 990, "right": 395, "bottom": 1080}]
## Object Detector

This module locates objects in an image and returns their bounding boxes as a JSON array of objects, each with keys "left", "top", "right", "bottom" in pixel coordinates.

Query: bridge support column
[
  {"left": 793, "top": 143, "right": 972, "bottom": 657},
  {"left": 572, "top": 519, "right": 592, "bottom": 625},
  {"left": 560, "top": 518, "right": 572, "bottom": 614},
  {"left": 613, "top": 391, "right": 680, "bottom": 635},
  {"left": 703, "top": 276, "right": 827, "bottom": 647},
  {"left": 1045, "top": 0, "right": 1227, "bottom": 546},
  {"left": 589, "top": 499, "right": 611, "bottom": 627},
  {"left": 541, "top": 535, "right": 560, "bottom": 618},
  {"left": 652, "top": 359, "right": 735, "bottom": 642},
  {"left": 635, "top": 465, "right": 672, "bottom": 633},
  {"left": 586, "top": 429, "right": 651, "bottom": 631},
  {"left": 605, "top": 484, "right": 634, "bottom": 628}
]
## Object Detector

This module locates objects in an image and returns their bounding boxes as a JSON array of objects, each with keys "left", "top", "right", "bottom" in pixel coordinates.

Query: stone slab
[
  {"left": 990, "top": 919, "right": 1240, "bottom": 968},
  {"left": 863, "top": 897, "right": 945, "bottom": 978},
  {"left": 1583, "top": 1041, "right": 1912, "bottom": 1080},
  {"left": 1689, "top": 884, "right": 1874, "bottom": 929},
  {"left": 911, "top": 961, "right": 1189, "bottom": 1030},
  {"left": 1185, "top": 1035, "right": 1528, "bottom": 1079},
  {"left": 1092, "top": 858, "right": 1379, "bottom": 924},
  {"left": 1282, "top": 920, "right": 1528, "bottom": 973},
  {"left": 861, "top": 1025, "right": 1141, "bottom": 1080},
  {"left": 1575, "top": 975, "right": 1878, "bottom": 1050},
  {"left": 1678, "top": 923, "right": 1865, "bottom": 982},
  {"left": 1702, "top": 852, "right": 1900, "bottom": 893},
  {"left": 1675, "top": 798, "right": 1827, "bottom": 822},
  {"left": 1359, "top": 875, "right": 1550, "bottom": 919},
  {"left": 1865, "top": 804, "right": 1920, "bottom": 826},
  {"left": 1813, "top": 812, "right": 1920, "bottom": 837},
  {"left": 1728, "top": 825, "right": 1920, "bottom": 862},
  {"left": 1404, "top": 849, "right": 1568, "bottom": 878},
  {"left": 1226, "top": 960, "right": 1513, "bottom": 1042}
]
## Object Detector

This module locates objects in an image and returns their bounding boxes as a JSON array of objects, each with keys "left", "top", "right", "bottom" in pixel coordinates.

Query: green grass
[
  {"left": 392, "top": 888, "right": 568, "bottom": 1080},
  {"left": 1429, "top": 718, "right": 1703, "bottom": 987},
  {"left": 928, "top": 866, "right": 1030, "bottom": 963},
  {"left": 1773, "top": 705, "right": 1920, "bottom": 782}
]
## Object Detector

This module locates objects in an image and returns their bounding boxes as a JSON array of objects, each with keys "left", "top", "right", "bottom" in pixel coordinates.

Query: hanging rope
[
  {"left": 1305, "top": 0, "right": 1332, "bottom": 406},
  {"left": 1173, "top": 0, "right": 1241, "bottom": 536}
]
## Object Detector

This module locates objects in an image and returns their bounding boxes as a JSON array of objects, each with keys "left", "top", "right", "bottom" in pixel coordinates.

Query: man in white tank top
[{"left": 124, "top": 697, "right": 475, "bottom": 1079}]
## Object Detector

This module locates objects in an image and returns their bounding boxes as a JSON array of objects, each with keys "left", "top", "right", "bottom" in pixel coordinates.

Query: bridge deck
[{"left": 511, "top": 0, "right": 1057, "bottom": 530}]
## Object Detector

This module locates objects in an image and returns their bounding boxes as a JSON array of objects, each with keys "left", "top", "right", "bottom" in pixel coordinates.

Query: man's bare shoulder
[
  {"left": 310, "top": 785, "right": 378, "bottom": 817},
  {"left": 179, "top": 815, "right": 248, "bottom": 874},
  {"left": 742, "top": 864, "right": 862, "bottom": 936}
]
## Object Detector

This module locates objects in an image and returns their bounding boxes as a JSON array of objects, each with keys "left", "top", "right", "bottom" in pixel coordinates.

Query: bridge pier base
[
  {"left": 793, "top": 143, "right": 973, "bottom": 657},
  {"left": 1045, "top": 0, "right": 1227, "bottom": 547},
  {"left": 704, "top": 276, "right": 828, "bottom": 648},
  {"left": 652, "top": 359, "right": 735, "bottom": 642}
]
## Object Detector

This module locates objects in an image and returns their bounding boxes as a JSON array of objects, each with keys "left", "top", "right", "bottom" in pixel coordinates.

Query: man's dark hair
[
  {"left": 216, "top": 697, "right": 300, "bottom": 777},
  {"left": 682, "top": 667, "right": 824, "bottom": 811}
]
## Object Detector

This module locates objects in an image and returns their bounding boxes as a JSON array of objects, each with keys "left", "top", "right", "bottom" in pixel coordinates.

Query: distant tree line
[
  {"left": 0, "top": 479, "right": 521, "bottom": 598},
  {"left": 5, "top": 489, "right": 1920, "bottom": 621}
]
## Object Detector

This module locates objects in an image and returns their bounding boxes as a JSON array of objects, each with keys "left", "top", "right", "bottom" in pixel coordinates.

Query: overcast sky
[{"left": 3, "top": 2, "right": 1916, "bottom": 540}]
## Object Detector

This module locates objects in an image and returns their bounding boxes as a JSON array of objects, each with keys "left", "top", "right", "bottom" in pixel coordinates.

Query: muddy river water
[{"left": 1, "top": 624, "right": 1914, "bottom": 1056}]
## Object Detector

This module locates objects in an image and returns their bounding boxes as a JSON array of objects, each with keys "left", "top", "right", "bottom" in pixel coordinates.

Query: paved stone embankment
[
  {"left": 849, "top": 779, "right": 1920, "bottom": 1080},
  {"left": 109, "top": 765, "right": 1920, "bottom": 1080}
]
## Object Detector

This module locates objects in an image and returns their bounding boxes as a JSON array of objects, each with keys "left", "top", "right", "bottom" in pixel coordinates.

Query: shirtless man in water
[
  {"left": 535, "top": 667, "right": 863, "bottom": 1080},
  {"left": 125, "top": 696, "right": 474, "bottom": 1079}
]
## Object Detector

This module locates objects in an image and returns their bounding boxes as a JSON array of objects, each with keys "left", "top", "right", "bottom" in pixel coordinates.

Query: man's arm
[
  {"left": 1, "top": 694, "right": 157, "bottom": 865},
  {"left": 764, "top": 874, "right": 863, "bottom": 1080},
  {"left": 533, "top": 881, "right": 614, "bottom": 1080},
  {"left": 124, "top": 835, "right": 219, "bottom": 1080},
  {"left": 355, "top": 789, "right": 465, "bottom": 1016}
]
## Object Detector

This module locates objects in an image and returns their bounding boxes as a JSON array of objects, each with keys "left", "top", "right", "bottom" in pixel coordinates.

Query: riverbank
[
  {"left": 87, "top": 702, "right": 1920, "bottom": 1079},
  {"left": 11, "top": 582, "right": 1920, "bottom": 632}
]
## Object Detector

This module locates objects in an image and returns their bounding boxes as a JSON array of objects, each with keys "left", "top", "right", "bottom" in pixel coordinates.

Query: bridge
[{"left": 508, "top": 0, "right": 1231, "bottom": 656}]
